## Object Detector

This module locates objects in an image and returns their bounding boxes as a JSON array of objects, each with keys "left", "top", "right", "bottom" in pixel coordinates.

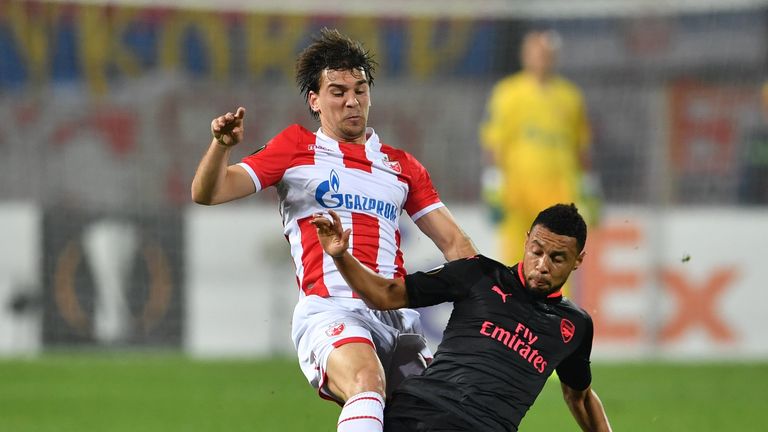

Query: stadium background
[{"left": 1, "top": 0, "right": 767, "bottom": 430}]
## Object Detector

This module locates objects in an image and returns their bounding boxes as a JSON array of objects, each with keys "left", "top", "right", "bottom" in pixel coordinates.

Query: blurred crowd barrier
[{"left": 3, "top": 202, "right": 768, "bottom": 360}]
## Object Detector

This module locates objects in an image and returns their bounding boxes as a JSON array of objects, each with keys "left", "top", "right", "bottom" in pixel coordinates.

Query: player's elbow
[
  {"left": 363, "top": 295, "right": 398, "bottom": 311},
  {"left": 362, "top": 297, "right": 391, "bottom": 310},
  {"left": 190, "top": 189, "right": 213, "bottom": 205},
  {"left": 561, "top": 382, "right": 590, "bottom": 406},
  {"left": 190, "top": 181, "right": 218, "bottom": 205},
  {"left": 363, "top": 283, "right": 407, "bottom": 310}
]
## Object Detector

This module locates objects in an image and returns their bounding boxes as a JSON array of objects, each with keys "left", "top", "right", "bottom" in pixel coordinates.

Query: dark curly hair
[
  {"left": 295, "top": 28, "right": 377, "bottom": 121},
  {"left": 530, "top": 203, "right": 587, "bottom": 252}
]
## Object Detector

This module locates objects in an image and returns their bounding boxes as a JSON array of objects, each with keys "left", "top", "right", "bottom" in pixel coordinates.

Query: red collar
[{"left": 516, "top": 263, "right": 562, "bottom": 298}]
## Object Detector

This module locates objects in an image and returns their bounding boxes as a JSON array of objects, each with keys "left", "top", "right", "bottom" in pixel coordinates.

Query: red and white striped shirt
[{"left": 238, "top": 124, "right": 444, "bottom": 298}]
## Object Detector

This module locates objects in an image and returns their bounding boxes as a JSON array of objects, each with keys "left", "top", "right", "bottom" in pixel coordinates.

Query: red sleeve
[
  {"left": 239, "top": 124, "right": 308, "bottom": 190},
  {"left": 400, "top": 151, "right": 443, "bottom": 219}
]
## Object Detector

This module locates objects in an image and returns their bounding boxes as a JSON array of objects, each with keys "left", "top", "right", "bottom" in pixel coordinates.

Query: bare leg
[{"left": 327, "top": 342, "right": 386, "bottom": 431}]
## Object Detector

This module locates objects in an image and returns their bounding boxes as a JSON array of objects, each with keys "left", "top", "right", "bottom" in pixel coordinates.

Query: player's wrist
[{"left": 212, "top": 136, "right": 234, "bottom": 148}]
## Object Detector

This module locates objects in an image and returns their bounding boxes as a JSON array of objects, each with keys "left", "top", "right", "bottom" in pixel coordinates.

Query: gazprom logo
[
  {"left": 314, "top": 170, "right": 398, "bottom": 221},
  {"left": 315, "top": 170, "right": 343, "bottom": 208}
]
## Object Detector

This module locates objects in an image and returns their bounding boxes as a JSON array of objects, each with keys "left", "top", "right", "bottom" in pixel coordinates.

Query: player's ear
[
  {"left": 308, "top": 91, "right": 320, "bottom": 113},
  {"left": 573, "top": 250, "right": 586, "bottom": 271}
]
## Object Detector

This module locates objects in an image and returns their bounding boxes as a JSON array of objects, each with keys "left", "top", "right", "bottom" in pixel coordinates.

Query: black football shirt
[{"left": 384, "top": 255, "right": 594, "bottom": 432}]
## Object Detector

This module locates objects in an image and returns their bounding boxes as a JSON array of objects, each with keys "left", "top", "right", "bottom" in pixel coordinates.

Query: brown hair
[{"left": 295, "top": 28, "right": 377, "bottom": 121}]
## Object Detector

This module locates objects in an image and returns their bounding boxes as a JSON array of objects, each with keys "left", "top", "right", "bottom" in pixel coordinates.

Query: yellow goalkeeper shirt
[{"left": 480, "top": 72, "right": 590, "bottom": 212}]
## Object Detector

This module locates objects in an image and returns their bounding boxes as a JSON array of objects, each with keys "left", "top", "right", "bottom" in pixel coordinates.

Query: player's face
[
  {"left": 522, "top": 225, "right": 584, "bottom": 296},
  {"left": 309, "top": 68, "right": 371, "bottom": 144},
  {"left": 521, "top": 33, "right": 557, "bottom": 77}
]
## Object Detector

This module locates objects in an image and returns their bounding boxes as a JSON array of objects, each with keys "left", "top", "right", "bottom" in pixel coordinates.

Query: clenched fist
[{"left": 211, "top": 107, "right": 246, "bottom": 147}]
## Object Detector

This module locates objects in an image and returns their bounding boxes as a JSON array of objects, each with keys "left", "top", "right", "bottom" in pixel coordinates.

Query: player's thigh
[
  {"left": 326, "top": 341, "right": 386, "bottom": 400},
  {"left": 292, "top": 297, "right": 375, "bottom": 384}
]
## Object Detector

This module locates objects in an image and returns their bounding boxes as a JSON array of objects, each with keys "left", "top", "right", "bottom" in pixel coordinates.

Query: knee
[
  {"left": 348, "top": 365, "right": 385, "bottom": 398},
  {"left": 330, "top": 364, "right": 385, "bottom": 401},
  {"left": 326, "top": 343, "right": 386, "bottom": 401}
]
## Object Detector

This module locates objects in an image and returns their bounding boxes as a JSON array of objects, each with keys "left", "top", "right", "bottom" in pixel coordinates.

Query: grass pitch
[{"left": 0, "top": 354, "right": 765, "bottom": 431}]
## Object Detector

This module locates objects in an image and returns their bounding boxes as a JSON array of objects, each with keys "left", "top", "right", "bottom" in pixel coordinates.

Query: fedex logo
[{"left": 580, "top": 220, "right": 739, "bottom": 347}]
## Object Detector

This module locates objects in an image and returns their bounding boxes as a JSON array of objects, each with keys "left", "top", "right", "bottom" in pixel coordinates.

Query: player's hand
[
  {"left": 211, "top": 107, "right": 245, "bottom": 147},
  {"left": 311, "top": 210, "right": 351, "bottom": 258}
]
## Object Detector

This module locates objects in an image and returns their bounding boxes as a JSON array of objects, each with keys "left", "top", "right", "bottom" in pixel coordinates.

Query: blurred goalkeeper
[
  {"left": 312, "top": 204, "right": 612, "bottom": 432},
  {"left": 191, "top": 28, "right": 476, "bottom": 432},
  {"left": 480, "top": 30, "right": 600, "bottom": 272}
]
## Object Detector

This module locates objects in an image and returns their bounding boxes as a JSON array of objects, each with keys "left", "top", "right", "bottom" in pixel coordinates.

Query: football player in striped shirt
[{"left": 191, "top": 28, "right": 477, "bottom": 432}]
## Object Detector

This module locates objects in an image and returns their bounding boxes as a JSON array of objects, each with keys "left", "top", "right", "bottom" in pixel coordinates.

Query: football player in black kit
[{"left": 311, "top": 203, "right": 612, "bottom": 432}]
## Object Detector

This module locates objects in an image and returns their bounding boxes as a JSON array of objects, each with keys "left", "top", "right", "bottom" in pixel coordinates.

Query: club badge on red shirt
[{"left": 326, "top": 322, "right": 346, "bottom": 337}]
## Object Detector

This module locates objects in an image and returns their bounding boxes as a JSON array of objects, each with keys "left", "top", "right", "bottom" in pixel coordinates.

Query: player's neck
[
  {"left": 319, "top": 126, "right": 366, "bottom": 145},
  {"left": 526, "top": 70, "right": 554, "bottom": 87}
]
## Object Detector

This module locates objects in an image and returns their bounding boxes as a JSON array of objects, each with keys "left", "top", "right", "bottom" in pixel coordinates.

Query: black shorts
[{"left": 384, "top": 392, "right": 473, "bottom": 432}]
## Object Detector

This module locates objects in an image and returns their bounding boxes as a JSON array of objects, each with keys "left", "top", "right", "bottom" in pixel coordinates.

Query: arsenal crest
[
  {"left": 560, "top": 319, "right": 575, "bottom": 343},
  {"left": 325, "top": 322, "right": 346, "bottom": 337}
]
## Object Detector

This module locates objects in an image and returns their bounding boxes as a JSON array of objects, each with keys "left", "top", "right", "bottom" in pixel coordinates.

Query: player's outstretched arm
[
  {"left": 191, "top": 107, "right": 256, "bottom": 205},
  {"left": 415, "top": 207, "right": 477, "bottom": 261},
  {"left": 311, "top": 210, "right": 408, "bottom": 310},
  {"left": 561, "top": 382, "right": 612, "bottom": 432}
]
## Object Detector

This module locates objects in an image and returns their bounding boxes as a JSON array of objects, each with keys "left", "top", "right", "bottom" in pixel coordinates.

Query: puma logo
[{"left": 491, "top": 285, "right": 512, "bottom": 303}]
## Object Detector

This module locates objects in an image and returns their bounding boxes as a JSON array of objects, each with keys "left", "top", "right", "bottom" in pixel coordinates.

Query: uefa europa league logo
[
  {"left": 81, "top": 219, "right": 138, "bottom": 344},
  {"left": 51, "top": 215, "right": 176, "bottom": 344}
]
